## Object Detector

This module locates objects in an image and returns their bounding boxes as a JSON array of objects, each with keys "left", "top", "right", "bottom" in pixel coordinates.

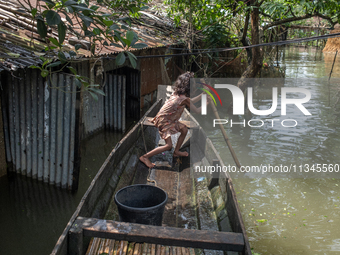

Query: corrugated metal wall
[
  {"left": 126, "top": 71, "right": 140, "bottom": 120},
  {"left": 1, "top": 70, "right": 78, "bottom": 189},
  {"left": 79, "top": 60, "right": 105, "bottom": 137},
  {"left": 82, "top": 90, "right": 105, "bottom": 136},
  {"left": 0, "top": 64, "right": 141, "bottom": 189},
  {"left": 104, "top": 74, "right": 126, "bottom": 132}
]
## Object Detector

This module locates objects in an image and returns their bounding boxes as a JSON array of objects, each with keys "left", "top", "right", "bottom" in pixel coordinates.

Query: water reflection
[{"left": 0, "top": 130, "right": 123, "bottom": 255}]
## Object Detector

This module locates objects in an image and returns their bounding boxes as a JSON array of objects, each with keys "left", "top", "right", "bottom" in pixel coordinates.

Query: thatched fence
[{"left": 323, "top": 24, "right": 340, "bottom": 52}]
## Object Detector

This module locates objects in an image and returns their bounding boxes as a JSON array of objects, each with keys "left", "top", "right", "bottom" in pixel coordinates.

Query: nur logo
[
  {"left": 199, "top": 83, "right": 311, "bottom": 117},
  {"left": 197, "top": 82, "right": 222, "bottom": 115}
]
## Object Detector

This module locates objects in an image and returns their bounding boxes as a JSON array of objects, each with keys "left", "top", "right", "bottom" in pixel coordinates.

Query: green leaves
[
  {"left": 37, "top": 19, "right": 47, "bottom": 38},
  {"left": 31, "top": 8, "right": 37, "bottom": 18},
  {"left": 49, "top": 37, "right": 61, "bottom": 47},
  {"left": 58, "top": 51, "right": 67, "bottom": 63},
  {"left": 58, "top": 22, "right": 67, "bottom": 44},
  {"left": 131, "top": 43, "right": 148, "bottom": 49},
  {"left": 41, "top": 0, "right": 55, "bottom": 8},
  {"left": 116, "top": 52, "right": 126, "bottom": 66},
  {"left": 88, "top": 86, "right": 106, "bottom": 100},
  {"left": 41, "top": 69, "right": 49, "bottom": 78},
  {"left": 64, "top": 0, "right": 77, "bottom": 6},
  {"left": 80, "top": 15, "right": 93, "bottom": 28},
  {"left": 126, "top": 31, "right": 135, "bottom": 46},
  {"left": 46, "top": 10, "right": 61, "bottom": 26},
  {"left": 27, "top": 0, "right": 148, "bottom": 93},
  {"left": 126, "top": 51, "right": 137, "bottom": 68},
  {"left": 68, "top": 66, "right": 77, "bottom": 75},
  {"left": 46, "top": 61, "right": 62, "bottom": 68}
]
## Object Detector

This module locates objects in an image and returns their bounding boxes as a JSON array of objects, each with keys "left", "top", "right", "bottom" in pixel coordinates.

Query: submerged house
[{"left": 0, "top": 0, "right": 185, "bottom": 189}]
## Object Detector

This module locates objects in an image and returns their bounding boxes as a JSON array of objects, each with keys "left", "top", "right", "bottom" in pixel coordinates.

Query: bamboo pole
[
  {"left": 209, "top": 101, "right": 242, "bottom": 169},
  {"left": 329, "top": 49, "right": 338, "bottom": 81}
]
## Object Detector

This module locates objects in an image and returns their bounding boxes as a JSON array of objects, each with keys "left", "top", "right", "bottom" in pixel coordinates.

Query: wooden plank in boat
[
  {"left": 71, "top": 217, "right": 245, "bottom": 252},
  {"left": 151, "top": 244, "right": 156, "bottom": 255},
  {"left": 109, "top": 239, "right": 116, "bottom": 255},
  {"left": 176, "top": 247, "right": 182, "bottom": 255},
  {"left": 176, "top": 164, "right": 198, "bottom": 229},
  {"left": 85, "top": 237, "right": 100, "bottom": 255},
  {"left": 113, "top": 240, "right": 120, "bottom": 255},
  {"left": 122, "top": 241, "right": 129, "bottom": 255},
  {"left": 143, "top": 117, "right": 198, "bottom": 129},
  {"left": 142, "top": 243, "right": 149, "bottom": 255},
  {"left": 160, "top": 245, "right": 165, "bottom": 255},
  {"left": 128, "top": 242, "right": 135, "bottom": 255},
  {"left": 156, "top": 244, "right": 161, "bottom": 255},
  {"left": 151, "top": 167, "right": 178, "bottom": 227},
  {"left": 165, "top": 246, "right": 170, "bottom": 255},
  {"left": 134, "top": 243, "right": 142, "bottom": 255}
]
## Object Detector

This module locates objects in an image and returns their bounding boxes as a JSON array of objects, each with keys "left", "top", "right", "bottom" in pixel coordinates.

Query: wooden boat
[{"left": 51, "top": 86, "right": 251, "bottom": 255}]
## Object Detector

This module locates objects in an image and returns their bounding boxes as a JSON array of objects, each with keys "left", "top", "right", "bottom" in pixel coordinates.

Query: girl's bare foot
[
  {"left": 173, "top": 151, "right": 189, "bottom": 157},
  {"left": 139, "top": 155, "right": 155, "bottom": 168}
]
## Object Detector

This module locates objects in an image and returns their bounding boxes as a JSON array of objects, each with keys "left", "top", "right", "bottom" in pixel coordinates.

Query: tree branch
[
  {"left": 241, "top": 12, "right": 251, "bottom": 64},
  {"left": 263, "top": 12, "right": 337, "bottom": 30},
  {"left": 314, "top": 12, "right": 336, "bottom": 28},
  {"left": 241, "top": 12, "right": 250, "bottom": 44},
  {"left": 259, "top": 11, "right": 272, "bottom": 19},
  {"left": 288, "top": 6, "right": 295, "bottom": 18},
  {"left": 263, "top": 14, "right": 312, "bottom": 30}
]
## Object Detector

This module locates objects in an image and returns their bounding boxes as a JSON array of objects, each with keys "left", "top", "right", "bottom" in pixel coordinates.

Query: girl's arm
[
  {"left": 191, "top": 93, "right": 203, "bottom": 104},
  {"left": 181, "top": 96, "right": 211, "bottom": 114},
  {"left": 191, "top": 85, "right": 212, "bottom": 104}
]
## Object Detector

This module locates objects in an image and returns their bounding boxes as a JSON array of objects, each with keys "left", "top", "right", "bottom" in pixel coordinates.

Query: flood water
[
  {"left": 1, "top": 46, "right": 339, "bottom": 255},
  {"left": 0, "top": 131, "right": 123, "bottom": 255},
  {"left": 202, "top": 47, "right": 340, "bottom": 254}
]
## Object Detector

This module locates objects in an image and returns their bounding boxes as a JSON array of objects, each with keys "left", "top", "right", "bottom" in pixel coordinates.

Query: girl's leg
[
  {"left": 139, "top": 137, "right": 172, "bottom": 168},
  {"left": 173, "top": 126, "right": 189, "bottom": 157}
]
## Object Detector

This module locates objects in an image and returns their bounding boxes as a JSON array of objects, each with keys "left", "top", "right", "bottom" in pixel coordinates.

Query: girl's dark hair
[{"left": 173, "top": 71, "right": 194, "bottom": 97}]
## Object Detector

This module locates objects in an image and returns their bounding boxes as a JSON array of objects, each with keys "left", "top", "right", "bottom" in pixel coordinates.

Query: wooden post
[{"left": 69, "top": 218, "right": 85, "bottom": 255}]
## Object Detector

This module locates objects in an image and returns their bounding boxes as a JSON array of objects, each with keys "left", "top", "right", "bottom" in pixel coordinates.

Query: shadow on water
[{"left": 0, "top": 130, "right": 123, "bottom": 255}]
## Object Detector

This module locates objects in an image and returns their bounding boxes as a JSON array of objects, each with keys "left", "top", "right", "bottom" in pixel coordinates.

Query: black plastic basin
[{"left": 114, "top": 184, "right": 168, "bottom": 226}]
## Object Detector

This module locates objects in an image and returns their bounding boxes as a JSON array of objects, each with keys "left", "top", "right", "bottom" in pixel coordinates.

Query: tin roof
[{"left": 0, "top": 0, "right": 181, "bottom": 72}]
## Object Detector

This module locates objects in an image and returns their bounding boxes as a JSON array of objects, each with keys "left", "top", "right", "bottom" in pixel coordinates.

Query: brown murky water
[{"left": 203, "top": 47, "right": 340, "bottom": 254}]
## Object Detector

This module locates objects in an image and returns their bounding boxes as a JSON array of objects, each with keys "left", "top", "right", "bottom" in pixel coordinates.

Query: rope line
[
  {"left": 1, "top": 32, "right": 338, "bottom": 63},
  {"left": 104, "top": 32, "right": 340, "bottom": 60}
]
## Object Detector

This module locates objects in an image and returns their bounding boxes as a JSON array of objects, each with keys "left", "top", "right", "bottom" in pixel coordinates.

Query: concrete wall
[{"left": 0, "top": 98, "right": 6, "bottom": 177}]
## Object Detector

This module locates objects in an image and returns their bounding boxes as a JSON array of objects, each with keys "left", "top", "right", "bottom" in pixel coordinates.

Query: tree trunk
[{"left": 237, "top": 1, "right": 262, "bottom": 91}]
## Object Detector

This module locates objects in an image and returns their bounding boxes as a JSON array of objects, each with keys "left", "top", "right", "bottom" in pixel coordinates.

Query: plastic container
[{"left": 114, "top": 184, "right": 168, "bottom": 226}]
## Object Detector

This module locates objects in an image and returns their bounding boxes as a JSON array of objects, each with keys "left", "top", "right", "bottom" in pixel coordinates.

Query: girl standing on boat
[{"left": 139, "top": 72, "right": 210, "bottom": 168}]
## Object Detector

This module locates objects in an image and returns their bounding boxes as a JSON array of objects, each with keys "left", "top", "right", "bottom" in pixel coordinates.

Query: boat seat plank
[
  {"left": 75, "top": 217, "right": 245, "bottom": 252},
  {"left": 151, "top": 167, "right": 179, "bottom": 227},
  {"left": 143, "top": 117, "right": 198, "bottom": 129}
]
